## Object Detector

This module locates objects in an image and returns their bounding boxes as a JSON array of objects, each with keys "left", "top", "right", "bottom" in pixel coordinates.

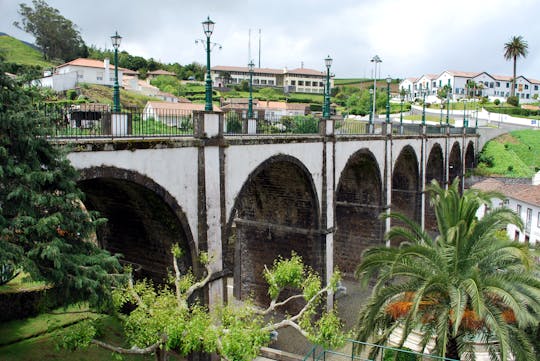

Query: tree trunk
[
  {"left": 155, "top": 348, "right": 168, "bottom": 361},
  {"left": 446, "top": 336, "right": 459, "bottom": 360}
]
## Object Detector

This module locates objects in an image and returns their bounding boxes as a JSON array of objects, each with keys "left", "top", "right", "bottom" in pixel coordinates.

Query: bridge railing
[
  {"left": 224, "top": 113, "right": 321, "bottom": 135},
  {"left": 42, "top": 104, "right": 195, "bottom": 139}
]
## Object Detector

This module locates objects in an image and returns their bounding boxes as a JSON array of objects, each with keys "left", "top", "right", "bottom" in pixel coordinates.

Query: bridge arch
[
  {"left": 335, "top": 148, "right": 383, "bottom": 276},
  {"left": 77, "top": 167, "right": 197, "bottom": 283},
  {"left": 449, "top": 141, "right": 463, "bottom": 184},
  {"left": 392, "top": 145, "right": 421, "bottom": 240},
  {"left": 224, "top": 155, "right": 322, "bottom": 305},
  {"left": 425, "top": 143, "right": 444, "bottom": 233},
  {"left": 465, "top": 141, "right": 475, "bottom": 175}
]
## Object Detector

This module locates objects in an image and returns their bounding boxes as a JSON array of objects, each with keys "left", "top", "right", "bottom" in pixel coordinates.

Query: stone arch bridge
[{"left": 60, "top": 113, "right": 478, "bottom": 307}]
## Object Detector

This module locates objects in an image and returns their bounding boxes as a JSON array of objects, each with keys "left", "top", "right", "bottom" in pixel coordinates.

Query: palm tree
[
  {"left": 504, "top": 36, "right": 528, "bottom": 98},
  {"left": 355, "top": 179, "right": 540, "bottom": 361}
]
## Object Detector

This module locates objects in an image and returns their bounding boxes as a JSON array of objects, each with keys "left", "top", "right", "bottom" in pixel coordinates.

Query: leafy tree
[
  {"left": 0, "top": 63, "right": 122, "bottom": 307},
  {"left": 355, "top": 179, "right": 540, "bottom": 361},
  {"left": 61, "top": 249, "right": 345, "bottom": 361},
  {"left": 437, "top": 85, "right": 451, "bottom": 103},
  {"left": 13, "top": 0, "right": 88, "bottom": 62},
  {"left": 504, "top": 35, "right": 528, "bottom": 98},
  {"left": 258, "top": 87, "right": 280, "bottom": 101},
  {"left": 150, "top": 75, "right": 181, "bottom": 95}
]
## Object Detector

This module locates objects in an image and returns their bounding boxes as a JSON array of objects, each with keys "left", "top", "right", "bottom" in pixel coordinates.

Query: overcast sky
[{"left": 2, "top": 0, "right": 540, "bottom": 80}]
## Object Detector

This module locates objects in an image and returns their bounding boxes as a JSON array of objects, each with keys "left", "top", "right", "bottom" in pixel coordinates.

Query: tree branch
[
  {"left": 261, "top": 319, "right": 309, "bottom": 338},
  {"left": 91, "top": 336, "right": 165, "bottom": 355},
  {"left": 254, "top": 294, "right": 306, "bottom": 315}
]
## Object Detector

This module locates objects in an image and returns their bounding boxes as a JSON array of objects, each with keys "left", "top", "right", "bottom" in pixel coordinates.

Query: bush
[
  {"left": 494, "top": 99, "right": 501, "bottom": 106},
  {"left": 507, "top": 95, "right": 519, "bottom": 107},
  {"left": 66, "top": 89, "right": 77, "bottom": 100}
]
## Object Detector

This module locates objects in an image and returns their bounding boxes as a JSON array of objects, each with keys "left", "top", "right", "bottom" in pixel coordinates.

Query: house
[
  {"left": 211, "top": 65, "right": 333, "bottom": 94},
  {"left": 143, "top": 101, "right": 222, "bottom": 127},
  {"left": 400, "top": 69, "right": 540, "bottom": 103},
  {"left": 472, "top": 174, "right": 540, "bottom": 244},
  {"left": 146, "top": 69, "right": 176, "bottom": 81},
  {"left": 398, "top": 77, "right": 417, "bottom": 101},
  {"left": 55, "top": 58, "right": 125, "bottom": 87},
  {"left": 220, "top": 98, "right": 310, "bottom": 120}
]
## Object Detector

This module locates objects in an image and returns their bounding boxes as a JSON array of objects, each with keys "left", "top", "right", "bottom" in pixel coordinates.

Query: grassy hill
[
  {"left": 476, "top": 130, "right": 540, "bottom": 177},
  {"left": 0, "top": 35, "right": 53, "bottom": 67}
]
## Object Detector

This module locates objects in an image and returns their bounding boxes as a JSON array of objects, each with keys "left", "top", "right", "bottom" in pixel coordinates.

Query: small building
[
  {"left": 211, "top": 65, "right": 333, "bottom": 94},
  {"left": 220, "top": 98, "right": 310, "bottom": 120},
  {"left": 472, "top": 175, "right": 540, "bottom": 244},
  {"left": 143, "top": 101, "right": 222, "bottom": 127},
  {"left": 146, "top": 69, "right": 177, "bottom": 81}
]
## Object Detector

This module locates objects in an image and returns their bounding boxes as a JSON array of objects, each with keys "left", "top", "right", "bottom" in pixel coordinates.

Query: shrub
[
  {"left": 66, "top": 89, "right": 77, "bottom": 100},
  {"left": 507, "top": 95, "right": 519, "bottom": 107},
  {"left": 494, "top": 99, "right": 501, "bottom": 106}
]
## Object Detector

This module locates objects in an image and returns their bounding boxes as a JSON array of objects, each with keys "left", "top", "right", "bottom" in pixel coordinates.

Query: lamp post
[
  {"left": 111, "top": 31, "right": 122, "bottom": 112},
  {"left": 202, "top": 16, "right": 215, "bottom": 111},
  {"left": 370, "top": 55, "right": 382, "bottom": 121},
  {"left": 248, "top": 60, "right": 254, "bottom": 119},
  {"left": 463, "top": 99, "right": 468, "bottom": 127},
  {"left": 369, "top": 88, "right": 374, "bottom": 131},
  {"left": 421, "top": 86, "right": 427, "bottom": 126},
  {"left": 385, "top": 76, "right": 391, "bottom": 124},
  {"left": 399, "top": 90, "right": 404, "bottom": 127},
  {"left": 439, "top": 104, "right": 443, "bottom": 126},
  {"left": 446, "top": 91, "right": 450, "bottom": 126},
  {"left": 323, "top": 55, "right": 333, "bottom": 119}
]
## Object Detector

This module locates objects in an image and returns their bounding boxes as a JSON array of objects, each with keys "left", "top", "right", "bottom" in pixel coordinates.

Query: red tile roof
[
  {"left": 145, "top": 101, "right": 221, "bottom": 113},
  {"left": 471, "top": 179, "right": 540, "bottom": 206},
  {"left": 148, "top": 69, "right": 176, "bottom": 76},
  {"left": 212, "top": 65, "right": 325, "bottom": 76},
  {"left": 56, "top": 58, "right": 129, "bottom": 72}
]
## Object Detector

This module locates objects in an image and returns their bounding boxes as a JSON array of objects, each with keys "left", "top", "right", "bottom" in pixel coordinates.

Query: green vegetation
[
  {"left": 355, "top": 180, "right": 540, "bottom": 361},
  {"left": 0, "top": 63, "right": 122, "bottom": 309},
  {"left": 0, "top": 313, "right": 162, "bottom": 361},
  {"left": 0, "top": 35, "right": 52, "bottom": 67},
  {"left": 334, "top": 78, "right": 371, "bottom": 86},
  {"left": 77, "top": 84, "right": 160, "bottom": 108},
  {"left": 14, "top": 0, "right": 88, "bottom": 62},
  {"left": 476, "top": 130, "right": 540, "bottom": 177}
]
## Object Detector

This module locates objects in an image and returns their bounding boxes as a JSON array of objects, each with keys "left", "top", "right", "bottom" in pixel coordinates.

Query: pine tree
[{"left": 0, "top": 63, "right": 122, "bottom": 308}]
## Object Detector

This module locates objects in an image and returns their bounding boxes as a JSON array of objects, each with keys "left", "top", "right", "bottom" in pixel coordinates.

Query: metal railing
[
  {"left": 41, "top": 104, "right": 195, "bottom": 139},
  {"left": 303, "top": 339, "right": 459, "bottom": 361}
]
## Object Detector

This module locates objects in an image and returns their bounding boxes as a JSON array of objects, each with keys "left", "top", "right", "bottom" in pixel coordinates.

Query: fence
[
  {"left": 303, "top": 339, "right": 459, "bottom": 361},
  {"left": 39, "top": 105, "right": 475, "bottom": 139},
  {"left": 41, "top": 104, "right": 195, "bottom": 139}
]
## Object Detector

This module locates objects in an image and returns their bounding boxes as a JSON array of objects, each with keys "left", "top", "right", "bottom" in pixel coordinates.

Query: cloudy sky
[{"left": 2, "top": 0, "right": 540, "bottom": 80}]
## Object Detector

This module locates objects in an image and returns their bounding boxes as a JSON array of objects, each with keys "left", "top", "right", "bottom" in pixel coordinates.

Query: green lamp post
[
  {"left": 385, "top": 76, "right": 391, "bottom": 124},
  {"left": 370, "top": 55, "right": 382, "bottom": 121},
  {"left": 421, "top": 86, "right": 427, "bottom": 126},
  {"left": 323, "top": 55, "right": 332, "bottom": 119},
  {"left": 248, "top": 60, "right": 254, "bottom": 119},
  {"left": 399, "top": 90, "right": 404, "bottom": 127},
  {"left": 369, "top": 88, "right": 373, "bottom": 130},
  {"left": 111, "top": 31, "right": 122, "bottom": 112},
  {"left": 202, "top": 16, "right": 215, "bottom": 111},
  {"left": 463, "top": 99, "right": 468, "bottom": 127},
  {"left": 446, "top": 91, "right": 450, "bottom": 126}
]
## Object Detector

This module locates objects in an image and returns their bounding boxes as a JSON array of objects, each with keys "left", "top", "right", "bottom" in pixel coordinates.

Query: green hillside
[
  {"left": 0, "top": 35, "right": 53, "bottom": 67},
  {"left": 477, "top": 130, "right": 540, "bottom": 177}
]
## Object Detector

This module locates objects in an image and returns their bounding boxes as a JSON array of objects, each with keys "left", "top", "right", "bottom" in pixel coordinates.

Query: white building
[
  {"left": 472, "top": 175, "right": 540, "bottom": 245},
  {"left": 211, "top": 65, "right": 333, "bottom": 94},
  {"left": 35, "top": 58, "right": 126, "bottom": 92},
  {"left": 400, "top": 70, "right": 540, "bottom": 103}
]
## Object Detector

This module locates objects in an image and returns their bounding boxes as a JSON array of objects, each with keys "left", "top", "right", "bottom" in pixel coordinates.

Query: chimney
[
  {"left": 104, "top": 58, "right": 111, "bottom": 85},
  {"left": 533, "top": 171, "right": 540, "bottom": 186}
]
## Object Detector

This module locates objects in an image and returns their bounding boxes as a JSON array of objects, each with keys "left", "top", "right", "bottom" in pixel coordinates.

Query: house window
[
  {"left": 506, "top": 82, "right": 510, "bottom": 88},
  {"left": 291, "top": 80, "right": 296, "bottom": 85},
  {"left": 261, "top": 79, "right": 267, "bottom": 85},
  {"left": 489, "top": 82, "right": 494, "bottom": 88},
  {"left": 535, "top": 85, "right": 539, "bottom": 91},
  {"left": 526, "top": 208, "right": 532, "bottom": 233},
  {"left": 78, "top": 74, "right": 83, "bottom": 79},
  {"left": 496, "top": 82, "right": 500, "bottom": 87},
  {"left": 517, "top": 204, "right": 522, "bottom": 216},
  {"left": 298, "top": 81, "right": 304, "bottom": 86},
  {"left": 525, "top": 84, "right": 529, "bottom": 90},
  {"left": 305, "top": 81, "right": 311, "bottom": 86},
  {"left": 514, "top": 230, "right": 520, "bottom": 241},
  {"left": 537, "top": 212, "right": 540, "bottom": 227},
  {"left": 268, "top": 80, "right": 274, "bottom": 85},
  {"left": 439, "top": 80, "right": 442, "bottom": 87}
]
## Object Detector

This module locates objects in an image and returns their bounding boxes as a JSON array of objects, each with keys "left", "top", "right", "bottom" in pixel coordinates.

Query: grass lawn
[
  {"left": 0, "top": 308, "right": 182, "bottom": 361},
  {"left": 477, "top": 130, "right": 539, "bottom": 177},
  {"left": 0, "top": 272, "right": 47, "bottom": 294},
  {"left": 0, "top": 35, "right": 54, "bottom": 68}
]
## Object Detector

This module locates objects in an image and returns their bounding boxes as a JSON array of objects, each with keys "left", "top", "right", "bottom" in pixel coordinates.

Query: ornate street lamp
[
  {"left": 323, "top": 55, "right": 333, "bottom": 119},
  {"left": 111, "top": 31, "right": 122, "bottom": 112},
  {"left": 369, "top": 88, "right": 374, "bottom": 128},
  {"left": 399, "top": 89, "right": 405, "bottom": 127},
  {"left": 446, "top": 91, "right": 450, "bottom": 126},
  {"left": 370, "top": 55, "right": 382, "bottom": 120},
  {"left": 385, "top": 76, "right": 391, "bottom": 124},
  {"left": 202, "top": 16, "right": 215, "bottom": 111},
  {"left": 248, "top": 60, "right": 254, "bottom": 119},
  {"left": 463, "top": 99, "right": 468, "bottom": 127},
  {"left": 421, "top": 85, "right": 427, "bottom": 126}
]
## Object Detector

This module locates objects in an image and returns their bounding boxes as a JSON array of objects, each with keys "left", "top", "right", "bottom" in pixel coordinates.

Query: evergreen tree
[
  {"left": 0, "top": 63, "right": 122, "bottom": 308},
  {"left": 14, "top": 0, "right": 88, "bottom": 62}
]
